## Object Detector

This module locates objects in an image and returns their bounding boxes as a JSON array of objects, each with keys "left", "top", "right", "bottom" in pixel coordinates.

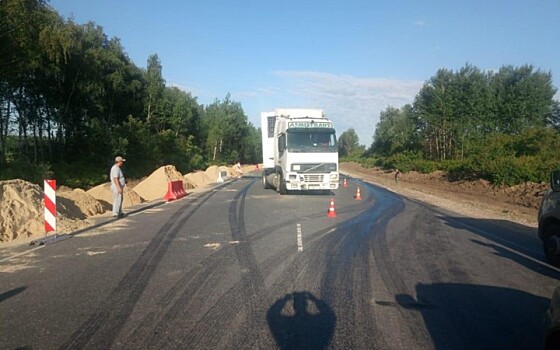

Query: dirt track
[{"left": 340, "top": 162, "right": 544, "bottom": 228}]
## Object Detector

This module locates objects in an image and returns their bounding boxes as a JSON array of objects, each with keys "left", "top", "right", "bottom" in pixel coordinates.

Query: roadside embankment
[{"left": 341, "top": 162, "right": 545, "bottom": 227}]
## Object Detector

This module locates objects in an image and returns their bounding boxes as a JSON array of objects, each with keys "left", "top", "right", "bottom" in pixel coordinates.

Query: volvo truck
[{"left": 261, "top": 108, "right": 339, "bottom": 194}]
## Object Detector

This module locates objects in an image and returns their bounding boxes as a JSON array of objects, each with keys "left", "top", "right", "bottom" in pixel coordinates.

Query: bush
[
  {"left": 382, "top": 151, "right": 423, "bottom": 173},
  {"left": 412, "top": 159, "right": 439, "bottom": 174},
  {"left": 0, "top": 161, "right": 54, "bottom": 185}
]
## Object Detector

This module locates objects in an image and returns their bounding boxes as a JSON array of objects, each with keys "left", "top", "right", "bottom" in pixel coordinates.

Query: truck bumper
[{"left": 284, "top": 172, "right": 339, "bottom": 191}]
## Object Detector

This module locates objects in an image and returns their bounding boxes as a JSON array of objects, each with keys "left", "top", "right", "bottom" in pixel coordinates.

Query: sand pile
[
  {"left": 205, "top": 165, "right": 222, "bottom": 183},
  {"left": 57, "top": 185, "right": 74, "bottom": 193},
  {"left": 0, "top": 180, "right": 99, "bottom": 243},
  {"left": 228, "top": 164, "right": 257, "bottom": 176},
  {"left": 133, "top": 165, "right": 186, "bottom": 201},
  {"left": 242, "top": 164, "right": 259, "bottom": 174},
  {"left": 58, "top": 189, "right": 105, "bottom": 218},
  {"left": 183, "top": 178, "right": 196, "bottom": 190},
  {"left": 0, "top": 180, "right": 44, "bottom": 242},
  {"left": 87, "top": 183, "right": 144, "bottom": 209},
  {"left": 184, "top": 171, "right": 211, "bottom": 188}
]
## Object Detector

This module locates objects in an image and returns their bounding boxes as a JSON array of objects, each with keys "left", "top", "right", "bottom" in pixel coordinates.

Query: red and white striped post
[{"left": 44, "top": 179, "right": 56, "bottom": 235}]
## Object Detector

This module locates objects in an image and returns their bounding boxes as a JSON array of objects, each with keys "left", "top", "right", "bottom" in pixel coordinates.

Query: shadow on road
[
  {"left": 397, "top": 283, "right": 548, "bottom": 349},
  {"left": 471, "top": 239, "right": 560, "bottom": 279},
  {"left": 439, "top": 215, "right": 560, "bottom": 278},
  {"left": 267, "top": 291, "right": 336, "bottom": 350},
  {"left": 0, "top": 286, "right": 26, "bottom": 304}
]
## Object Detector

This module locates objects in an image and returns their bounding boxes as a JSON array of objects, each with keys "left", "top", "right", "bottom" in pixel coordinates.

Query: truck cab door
[{"left": 275, "top": 133, "right": 286, "bottom": 167}]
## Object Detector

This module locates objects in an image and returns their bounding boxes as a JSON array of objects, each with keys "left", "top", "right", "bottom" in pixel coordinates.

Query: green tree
[
  {"left": 547, "top": 100, "right": 560, "bottom": 132},
  {"left": 145, "top": 53, "right": 165, "bottom": 131},
  {"left": 338, "top": 128, "right": 360, "bottom": 157},
  {"left": 370, "top": 104, "right": 419, "bottom": 156},
  {"left": 492, "top": 65, "right": 557, "bottom": 134},
  {"left": 203, "top": 94, "right": 252, "bottom": 163}
]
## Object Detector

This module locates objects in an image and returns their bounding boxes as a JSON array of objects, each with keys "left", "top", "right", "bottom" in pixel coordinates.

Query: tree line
[
  {"left": 0, "top": 0, "right": 261, "bottom": 187},
  {"left": 339, "top": 64, "right": 560, "bottom": 185}
]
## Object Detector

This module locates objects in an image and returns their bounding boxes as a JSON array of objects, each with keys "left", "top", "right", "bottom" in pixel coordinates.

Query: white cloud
[
  {"left": 413, "top": 20, "right": 427, "bottom": 27},
  {"left": 239, "top": 71, "right": 423, "bottom": 145},
  {"left": 236, "top": 87, "right": 281, "bottom": 99},
  {"left": 167, "top": 82, "right": 211, "bottom": 101}
]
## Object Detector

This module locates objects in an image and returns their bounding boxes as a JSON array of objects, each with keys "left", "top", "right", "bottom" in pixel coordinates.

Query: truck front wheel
[
  {"left": 276, "top": 172, "right": 287, "bottom": 195},
  {"left": 262, "top": 171, "right": 271, "bottom": 189}
]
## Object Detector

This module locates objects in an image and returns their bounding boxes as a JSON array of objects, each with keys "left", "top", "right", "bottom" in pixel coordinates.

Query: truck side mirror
[{"left": 551, "top": 170, "right": 560, "bottom": 192}]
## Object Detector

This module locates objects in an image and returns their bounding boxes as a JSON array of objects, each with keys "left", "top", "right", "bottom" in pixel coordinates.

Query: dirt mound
[
  {"left": 230, "top": 165, "right": 241, "bottom": 176},
  {"left": 132, "top": 165, "right": 185, "bottom": 201},
  {"left": 87, "top": 183, "right": 144, "bottom": 208},
  {"left": 205, "top": 166, "right": 221, "bottom": 183},
  {"left": 498, "top": 181, "right": 549, "bottom": 209},
  {"left": 184, "top": 171, "right": 211, "bottom": 188},
  {"left": 0, "top": 180, "right": 44, "bottom": 242},
  {"left": 58, "top": 189, "right": 105, "bottom": 218},
  {"left": 227, "top": 164, "right": 260, "bottom": 177},
  {"left": 341, "top": 162, "right": 546, "bottom": 225},
  {"left": 57, "top": 185, "right": 74, "bottom": 193},
  {"left": 0, "top": 180, "right": 98, "bottom": 243},
  {"left": 183, "top": 178, "right": 196, "bottom": 190},
  {"left": 242, "top": 164, "right": 259, "bottom": 174}
]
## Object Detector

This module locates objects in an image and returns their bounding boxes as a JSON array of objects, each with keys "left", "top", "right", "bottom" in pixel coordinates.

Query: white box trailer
[{"left": 260, "top": 108, "right": 339, "bottom": 194}]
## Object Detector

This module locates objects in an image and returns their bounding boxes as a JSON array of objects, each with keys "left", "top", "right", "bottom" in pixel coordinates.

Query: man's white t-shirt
[{"left": 110, "top": 165, "right": 125, "bottom": 190}]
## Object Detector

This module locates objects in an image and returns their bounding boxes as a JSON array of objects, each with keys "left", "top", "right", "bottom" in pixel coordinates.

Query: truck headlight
[
  {"left": 289, "top": 174, "right": 297, "bottom": 180},
  {"left": 329, "top": 173, "right": 338, "bottom": 180}
]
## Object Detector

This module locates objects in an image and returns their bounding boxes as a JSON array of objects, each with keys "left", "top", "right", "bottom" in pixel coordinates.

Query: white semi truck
[{"left": 261, "top": 108, "right": 339, "bottom": 194}]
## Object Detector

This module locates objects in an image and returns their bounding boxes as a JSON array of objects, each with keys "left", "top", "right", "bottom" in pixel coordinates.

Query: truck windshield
[{"left": 287, "top": 129, "right": 337, "bottom": 153}]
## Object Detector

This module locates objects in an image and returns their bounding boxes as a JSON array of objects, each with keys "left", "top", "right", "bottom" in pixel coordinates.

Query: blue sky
[{"left": 49, "top": 0, "right": 560, "bottom": 145}]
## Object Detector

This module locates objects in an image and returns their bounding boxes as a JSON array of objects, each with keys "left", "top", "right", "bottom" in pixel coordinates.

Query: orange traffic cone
[
  {"left": 343, "top": 178, "right": 348, "bottom": 188},
  {"left": 327, "top": 198, "right": 337, "bottom": 217},
  {"left": 354, "top": 187, "right": 362, "bottom": 200}
]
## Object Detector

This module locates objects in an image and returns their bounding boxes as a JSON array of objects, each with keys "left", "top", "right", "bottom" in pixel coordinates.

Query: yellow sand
[
  {"left": 58, "top": 189, "right": 105, "bottom": 218},
  {"left": 205, "top": 165, "right": 222, "bottom": 183},
  {"left": 0, "top": 180, "right": 103, "bottom": 243},
  {"left": 87, "top": 183, "right": 144, "bottom": 208},
  {"left": 184, "top": 171, "right": 211, "bottom": 188},
  {"left": 133, "top": 165, "right": 186, "bottom": 201}
]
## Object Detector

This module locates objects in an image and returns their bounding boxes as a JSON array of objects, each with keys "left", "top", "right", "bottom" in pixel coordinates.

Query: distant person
[
  {"left": 395, "top": 168, "right": 401, "bottom": 184},
  {"left": 110, "top": 156, "right": 126, "bottom": 218}
]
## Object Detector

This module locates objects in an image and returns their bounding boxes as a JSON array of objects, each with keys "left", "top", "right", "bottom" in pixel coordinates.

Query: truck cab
[{"left": 261, "top": 109, "right": 339, "bottom": 194}]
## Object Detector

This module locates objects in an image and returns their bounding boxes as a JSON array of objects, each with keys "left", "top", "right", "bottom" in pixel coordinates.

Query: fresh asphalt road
[{"left": 1, "top": 174, "right": 559, "bottom": 349}]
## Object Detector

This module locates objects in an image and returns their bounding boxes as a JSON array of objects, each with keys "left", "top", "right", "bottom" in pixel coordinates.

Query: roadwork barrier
[
  {"left": 164, "top": 180, "right": 188, "bottom": 202},
  {"left": 217, "top": 171, "right": 228, "bottom": 183},
  {"left": 31, "top": 179, "right": 68, "bottom": 245}
]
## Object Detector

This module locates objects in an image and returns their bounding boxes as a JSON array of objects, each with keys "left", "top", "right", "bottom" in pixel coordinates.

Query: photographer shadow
[{"left": 267, "top": 291, "right": 336, "bottom": 350}]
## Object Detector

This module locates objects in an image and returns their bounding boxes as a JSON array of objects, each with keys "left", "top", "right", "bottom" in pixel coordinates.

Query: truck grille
[
  {"left": 304, "top": 174, "right": 324, "bottom": 183},
  {"left": 292, "top": 163, "right": 337, "bottom": 173}
]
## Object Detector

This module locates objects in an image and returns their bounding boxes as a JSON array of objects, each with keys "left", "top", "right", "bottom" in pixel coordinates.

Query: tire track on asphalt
[
  {"left": 126, "top": 182, "right": 378, "bottom": 348},
  {"left": 58, "top": 183, "right": 229, "bottom": 350},
  {"left": 366, "top": 183, "right": 433, "bottom": 349},
  {"left": 154, "top": 181, "right": 367, "bottom": 348},
  {"left": 123, "top": 188, "right": 352, "bottom": 347},
  {"left": 312, "top": 193, "right": 392, "bottom": 349},
  {"left": 173, "top": 178, "right": 269, "bottom": 348}
]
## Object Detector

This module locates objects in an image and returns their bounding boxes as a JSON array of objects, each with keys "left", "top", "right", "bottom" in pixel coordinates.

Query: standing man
[
  {"left": 110, "top": 156, "right": 126, "bottom": 218},
  {"left": 395, "top": 168, "right": 401, "bottom": 184}
]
